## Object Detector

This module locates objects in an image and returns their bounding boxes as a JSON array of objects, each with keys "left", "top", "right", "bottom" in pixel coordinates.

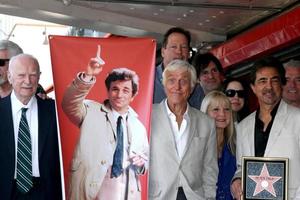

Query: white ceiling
[{"left": 0, "top": 0, "right": 298, "bottom": 49}]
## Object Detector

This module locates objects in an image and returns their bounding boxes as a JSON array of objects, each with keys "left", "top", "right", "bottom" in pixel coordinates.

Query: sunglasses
[
  {"left": 225, "top": 89, "right": 245, "bottom": 98},
  {"left": 0, "top": 59, "right": 10, "bottom": 67}
]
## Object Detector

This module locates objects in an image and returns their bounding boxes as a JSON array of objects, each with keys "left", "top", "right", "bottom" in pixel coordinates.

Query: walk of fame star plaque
[{"left": 241, "top": 157, "right": 288, "bottom": 200}]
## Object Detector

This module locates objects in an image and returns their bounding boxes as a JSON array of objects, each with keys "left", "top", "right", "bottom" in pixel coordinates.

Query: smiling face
[
  {"left": 8, "top": 55, "right": 40, "bottom": 104},
  {"left": 251, "top": 67, "right": 282, "bottom": 107},
  {"left": 207, "top": 100, "right": 231, "bottom": 129},
  {"left": 108, "top": 79, "right": 135, "bottom": 114},
  {"left": 164, "top": 68, "right": 192, "bottom": 107},
  {"left": 199, "top": 62, "right": 223, "bottom": 94},
  {"left": 161, "top": 32, "right": 190, "bottom": 67},
  {"left": 225, "top": 81, "right": 245, "bottom": 112},
  {"left": 283, "top": 66, "right": 300, "bottom": 106}
]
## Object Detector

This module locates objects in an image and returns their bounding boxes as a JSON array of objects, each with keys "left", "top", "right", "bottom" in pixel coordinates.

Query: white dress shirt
[
  {"left": 164, "top": 100, "right": 190, "bottom": 159},
  {"left": 11, "top": 91, "right": 40, "bottom": 178}
]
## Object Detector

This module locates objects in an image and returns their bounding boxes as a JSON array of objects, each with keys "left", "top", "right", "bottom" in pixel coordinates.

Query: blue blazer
[
  {"left": 216, "top": 144, "right": 236, "bottom": 200},
  {"left": 0, "top": 94, "right": 62, "bottom": 200}
]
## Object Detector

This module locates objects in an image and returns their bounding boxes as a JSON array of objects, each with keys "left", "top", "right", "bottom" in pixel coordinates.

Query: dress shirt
[
  {"left": 164, "top": 100, "right": 190, "bottom": 159},
  {"left": 112, "top": 109, "right": 129, "bottom": 169},
  {"left": 11, "top": 90, "right": 40, "bottom": 178},
  {"left": 254, "top": 102, "right": 280, "bottom": 157}
]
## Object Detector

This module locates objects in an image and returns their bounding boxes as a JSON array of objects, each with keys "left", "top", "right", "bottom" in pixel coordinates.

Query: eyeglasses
[
  {"left": 0, "top": 59, "right": 9, "bottom": 67},
  {"left": 225, "top": 89, "right": 245, "bottom": 98}
]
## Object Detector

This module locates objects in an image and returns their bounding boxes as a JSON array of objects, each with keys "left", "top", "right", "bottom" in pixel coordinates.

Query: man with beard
[
  {"left": 0, "top": 40, "right": 23, "bottom": 98},
  {"left": 231, "top": 57, "right": 300, "bottom": 199},
  {"left": 283, "top": 59, "right": 300, "bottom": 108}
]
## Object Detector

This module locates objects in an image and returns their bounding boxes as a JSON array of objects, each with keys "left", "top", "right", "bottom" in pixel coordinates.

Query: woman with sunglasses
[
  {"left": 201, "top": 91, "right": 236, "bottom": 200},
  {"left": 224, "top": 78, "right": 249, "bottom": 123}
]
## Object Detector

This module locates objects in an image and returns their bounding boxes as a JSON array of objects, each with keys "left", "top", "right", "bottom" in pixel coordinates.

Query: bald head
[{"left": 7, "top": 54, "right": 40, "bottom": 104}]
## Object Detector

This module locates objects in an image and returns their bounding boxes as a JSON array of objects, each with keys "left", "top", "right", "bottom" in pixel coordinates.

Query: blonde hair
[{"left": 200, "top": 90, "right": 236, "bottom": 155}]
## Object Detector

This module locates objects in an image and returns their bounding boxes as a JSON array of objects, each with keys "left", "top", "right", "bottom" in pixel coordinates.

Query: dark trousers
[
  {"left": 11, "top": 177, "right": 42, "bottom": 200},
  {"left": 176, "top": 187, "right": 187, "bottom": 200}
]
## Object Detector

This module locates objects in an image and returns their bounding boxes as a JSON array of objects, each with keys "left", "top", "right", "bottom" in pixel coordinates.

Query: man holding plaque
[{"left": 231, "top": 57, "right": 300, "bottom": 199}]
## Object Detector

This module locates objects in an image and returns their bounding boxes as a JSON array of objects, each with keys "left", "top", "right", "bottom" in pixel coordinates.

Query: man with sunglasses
[
  {"left": 231, "top": 57, "right": 300, "bottom": 199},
  {"left": 0, "top": 40, "right": 23, "bottom": 98}
]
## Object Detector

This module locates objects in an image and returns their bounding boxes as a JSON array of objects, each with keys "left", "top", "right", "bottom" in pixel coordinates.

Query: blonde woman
[{"left": 201, "top": 91, "right": 236, "bottom": 200}]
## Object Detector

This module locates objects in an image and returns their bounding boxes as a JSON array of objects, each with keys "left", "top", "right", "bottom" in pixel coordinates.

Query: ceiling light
[
  {"left": 205, "top": 19, "right": 210, "bottom": 22},
  {"left": 219, "top": 11, "right": 224, "bottom": 14},
  {"left": 159, "top": 8, "right": 165, "bottom": 12},
  {"left": 189, "top": 10, "right": 194, "bottom": 13}
]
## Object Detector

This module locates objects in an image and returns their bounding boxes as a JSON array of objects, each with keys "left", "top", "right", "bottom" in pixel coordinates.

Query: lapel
[
  {"left": 1, "top": 95, "right": 15, "bottom": 164},
  {"left": 264, "top": 100, "right": 287, "bottom": 156},
  {"left": 181, "top": 108, "right": 196, "bottom": 159},
  {"left": 247, "top": 112, "right": 256, "bottom": 156},
  {"left": 37, "top": 97, "right": 51, "bottom": 158},
  {"left": 101, "top": 101, "right": 117, "bottom": 139},
  {"left": 157, "top": 102, "right": 179, "bottom": 161}
]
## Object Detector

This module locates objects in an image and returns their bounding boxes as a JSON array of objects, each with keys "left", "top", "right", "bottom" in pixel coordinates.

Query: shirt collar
[
  {"left": 11, "top": 90, "right": 37, "bottom": 113},
  {"left": 164, "top": 99, "right": 189, "bottom": 120}
]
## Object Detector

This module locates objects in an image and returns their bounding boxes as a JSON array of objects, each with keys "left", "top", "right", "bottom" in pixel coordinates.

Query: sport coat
[
  {"left": 235, "top": 100, "right": 300, "bottom": 199},
  {"left": 62, "top": 75, "right": 149, "bottom": 200},
  {"left": 0, "top": 94, "right": 62, "bottom": 200},
  {"left": 149, "top": 101, "right": 218, "bottom": 200}
]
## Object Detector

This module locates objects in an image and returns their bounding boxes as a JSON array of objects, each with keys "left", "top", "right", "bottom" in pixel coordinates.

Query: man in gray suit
[
  {"left": 231, "top": 57, "right": 300, "bottom": 199},
  {"left": 149, "top": 59, "right": 218, "bottom": 200}
]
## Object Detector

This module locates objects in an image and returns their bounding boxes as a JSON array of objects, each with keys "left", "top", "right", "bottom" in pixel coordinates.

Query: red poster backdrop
[{"left": 49, "top": 35, "right": 156, "bottom": 199}]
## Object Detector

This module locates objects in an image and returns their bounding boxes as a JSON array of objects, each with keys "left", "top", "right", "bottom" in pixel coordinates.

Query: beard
[{"left": 0, "top": 77, "right": 6, "bottom": 85}]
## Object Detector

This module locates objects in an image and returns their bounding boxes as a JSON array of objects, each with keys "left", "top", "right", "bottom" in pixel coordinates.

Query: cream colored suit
[
  {"left": 235, "top": 100, "right": 300, "bottom": 199},
  {"left": 149, "top": 101, "right": 218, "bottom": 200},
  {"left": 62, "top": 75, "right": 149, "bottom": 200}
]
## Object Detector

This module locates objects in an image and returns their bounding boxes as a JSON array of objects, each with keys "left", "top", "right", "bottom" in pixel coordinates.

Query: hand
[
  {"left": 231, "top": 178, "right": 242, "bottom": 200},
  {"left": 85, "top": 57, "right": 103, "bottom": 76},
  {"left": 129, "top": 151, "right": 148, "bottom": 167}
]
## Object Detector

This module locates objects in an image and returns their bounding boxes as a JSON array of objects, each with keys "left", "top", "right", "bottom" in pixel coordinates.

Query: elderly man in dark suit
[{"left": 0, "top": 54, "right": 62, "bottom": 200}]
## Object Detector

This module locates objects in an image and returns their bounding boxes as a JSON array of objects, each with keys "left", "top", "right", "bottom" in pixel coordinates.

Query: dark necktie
[
  {"left": 111, "top": 116, "right": 124, "bottom": 178},
  {"left": 16, "top": 108, "right": 33, "bottom": 193}
]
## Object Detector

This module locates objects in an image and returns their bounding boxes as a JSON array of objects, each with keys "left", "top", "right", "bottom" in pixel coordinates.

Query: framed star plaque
[{"left": 241, "top": 156, "right": 288, "bottom": 200}]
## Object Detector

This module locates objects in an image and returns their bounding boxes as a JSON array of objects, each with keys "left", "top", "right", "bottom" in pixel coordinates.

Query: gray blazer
[
  {"left": 149, "top": 101, "right": 218, "bottom": 200},
  {"left": 234, "top": 100, "right": 300, "bottom": 199}
]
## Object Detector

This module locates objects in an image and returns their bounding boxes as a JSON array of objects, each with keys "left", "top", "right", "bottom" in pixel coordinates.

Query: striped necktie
[
  {"left": 16, "top": 107, "right": 33, "bottom": 193},
  {"left": 111, "top": 116, "right": 124, "bottom": 178}
]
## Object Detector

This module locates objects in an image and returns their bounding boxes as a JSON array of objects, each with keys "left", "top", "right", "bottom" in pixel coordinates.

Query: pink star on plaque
[{"left": 248, "top": 163, "right": 282, "bottom": 197}]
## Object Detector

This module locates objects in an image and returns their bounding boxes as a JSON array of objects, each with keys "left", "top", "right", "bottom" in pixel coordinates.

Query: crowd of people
[{"left": 1, "top": 24, "right": 300, "bottom": 200}]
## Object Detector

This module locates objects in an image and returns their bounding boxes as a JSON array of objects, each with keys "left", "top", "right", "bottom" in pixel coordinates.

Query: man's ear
[
  {"left": 161, "top": 47, "right": 166, "bottom": 58},
  {"left": 250, "top": 83, "right": 256, "bottom": 94},
  {"left": 7, "top": 71, "right": 12, "bottom": 84}
]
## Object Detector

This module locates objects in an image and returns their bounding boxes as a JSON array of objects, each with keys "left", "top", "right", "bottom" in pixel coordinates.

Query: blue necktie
[
  {"left": 111, "top": 116, "right": 124, "bottom": 178},
  {"left": 16, "top": 108, "right": 33, "bottom": 193}
]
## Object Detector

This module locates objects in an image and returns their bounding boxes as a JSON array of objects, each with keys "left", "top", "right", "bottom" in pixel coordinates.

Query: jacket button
[{"left": 101, "top": 160, "right": 106, "bottom": 165}]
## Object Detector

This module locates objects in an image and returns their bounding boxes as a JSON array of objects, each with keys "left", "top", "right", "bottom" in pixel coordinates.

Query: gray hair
[
  {"left": 283, "top": 59, "right": 300, "bottom": 69},
  {"left": 162, "top": 59, "right": 197, "bottom": 89},
  {"left": 0, "top": 40, "right": 23, "bottom": 58},
  {"left": 8, "top": 53, "right": 40, "bottom": 74}
]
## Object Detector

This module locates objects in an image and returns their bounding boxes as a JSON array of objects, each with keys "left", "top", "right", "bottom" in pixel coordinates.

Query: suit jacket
[
  {"left": 62, "top": 75, "right": 149, "bottom": 200},
  {"left": 153, "top": 63, "right": 205, "bottom": 109},
  {"left": 0, "top": 94, "right": 62, "bottom": 200},
  {"left": 235, "top": 100, "right": 300, "bottom": 199},
  {"left": 149, "top": 101, "right": 218, "bottom": 200}
]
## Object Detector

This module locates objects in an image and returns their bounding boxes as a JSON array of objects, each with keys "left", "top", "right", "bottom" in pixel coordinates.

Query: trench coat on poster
[
  {"left": 149, "top": 101, "right": 218, "bottom": 200},
  {"left": 62, "top": 75, "right": 149, "bottom": 200},
  {"left": 234, "top": 100, "right": 300, "bottom": 199}
]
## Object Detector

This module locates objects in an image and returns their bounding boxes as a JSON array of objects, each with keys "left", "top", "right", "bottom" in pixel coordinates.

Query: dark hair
[
  {"left": 105, "top": 68, "right": 139, "bottom": 96},
  {"left": 192, "top": 52, "right": 223, "bottom": 77},
  {"left": 250, "top": 57, "right": 286, "bottom": 85},
  {"left": 162, "top": 27, "right": 191, "bottom": 48},
  {"left": 223, "top": 78, "right": 250, "bottom": 122}
]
